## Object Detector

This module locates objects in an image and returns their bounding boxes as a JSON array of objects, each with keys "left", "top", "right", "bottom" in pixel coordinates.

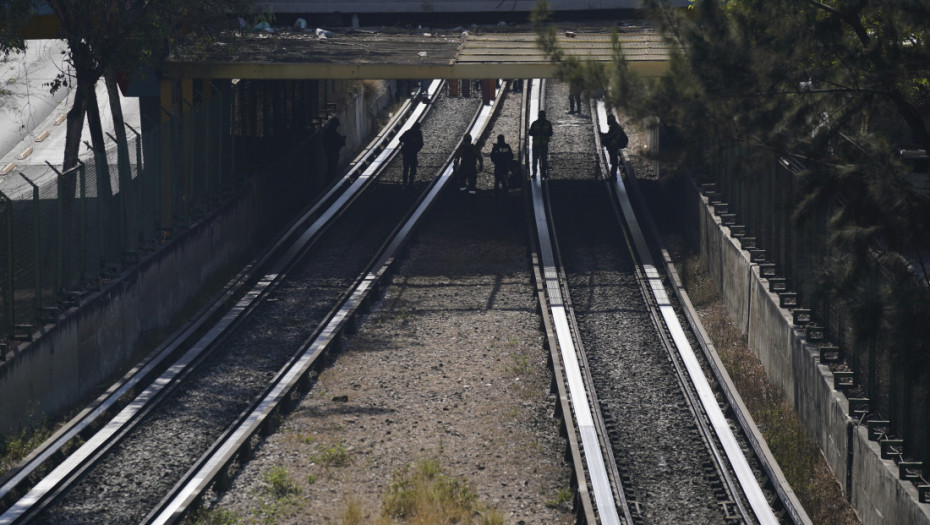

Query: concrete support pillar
[
  {"left": 138, "top": 96, "right": 160, "bottom": 246},
  {"left": 481, "top": 79, "right": 495, "bottom": 105},
  {"left": 461, "top": 79, "right": 471, "bottom": 97},
  {"left": 263, "top": 80, "right": 273, "bottom": 139},
  {"left": 239, "top": 81, "right": 252, "bottom": 137},
  {"left": 284, "top": 80, "right": 293, "bottom": 133},
  {"left": 181, "top": 78, "right": 193, "bottom": 222},
  {"left": 159, "top": 78, "right": 178, "bottom": 230},
  {"left": 449, "top": 79, "right": 459, "bottom": 97},
  {"left": 274, "top": 80, "right": 285, "bottom": 136},
  {"left": 310, "top": 80, "right": 320, "bottom": 125},
  {"left": 201, "top": 80, "right": 214, "bottom": 195}
]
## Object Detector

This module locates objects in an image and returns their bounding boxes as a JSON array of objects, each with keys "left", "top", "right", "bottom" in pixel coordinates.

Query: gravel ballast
[{"left": 207, "top": 86, "right": 576, "bottom": 524}]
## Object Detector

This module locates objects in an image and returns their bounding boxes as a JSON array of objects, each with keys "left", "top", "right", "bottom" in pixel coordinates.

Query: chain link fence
[
  {"left": 0, "top": 86, "right": 236, "bottom": 346},
  {"left": 1, "top": 78, "right": 392, "bottom": 357}
]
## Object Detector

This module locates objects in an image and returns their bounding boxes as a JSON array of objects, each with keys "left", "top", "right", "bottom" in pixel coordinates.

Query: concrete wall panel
[
  {"left": 747, "top": 269, "right": 794, "bottom": 402},
  {"left": 720, "top": 229, "right": 751, "bottom": 334},
  {"left": 792, "top": 338, "right": 851, "bottom": 488},
  {"left": 0, "top": 192, "right": 257, "bottom": 435},
  {"left": 852, "top": 426, "right": 930, "bottom": 525},
  {"left": 700, "top": 197, "right": 723, "bottom": 305},
  {"left": 693, "top": 182, "right": 930, "bottom": 524}
]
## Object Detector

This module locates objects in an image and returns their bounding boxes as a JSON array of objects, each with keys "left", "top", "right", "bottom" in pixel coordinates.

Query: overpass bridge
[{"left": 163, "top": 22, "right": 671, "bottom": 81}]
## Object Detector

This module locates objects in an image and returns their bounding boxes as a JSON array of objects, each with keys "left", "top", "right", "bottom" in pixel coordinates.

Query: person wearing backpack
[
  {"left": 600, "top": 113, "right": 628, "bottom": 180},
  {"left": 489, "top": 134, "right": 514, "bottom": 195},
  {"left": 399, "top": 122, "right": 424, "bottom": 188},
  {"left": 454, "top": 133, "right": 484, "bottom": 194}
]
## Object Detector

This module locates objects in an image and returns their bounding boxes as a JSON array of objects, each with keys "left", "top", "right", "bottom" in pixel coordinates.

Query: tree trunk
[
  {"left": 106, "top": 71, "right": 134, "bottom": 247},
  {"left": 105, "top": 71, "right": 129, "bottom": 146},
  {"left": 85, "top": 81, "right": 113, "bottom": 198},
  {"left": 60, "top": 76, "right": 88, "bottom": 225},
  {"left": 62, "top": 80, "right": 88, "bottom": 172}
]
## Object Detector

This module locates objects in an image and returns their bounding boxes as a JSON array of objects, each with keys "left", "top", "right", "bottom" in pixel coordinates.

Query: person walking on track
[
  {"left": 529, "top": 110, "right": 553, "bottom": 178},
  {"left": 323, "top": 117, "right": 346, "bottom": 181},
  {"left": 455, "top": 133, "right": 484, "bottom": 194},
  {"left": 399, "top": 122, "right": 424, "bottom": 188},
  {"left": 599, "top": 113, "right": 628, "bottom": 180},
  {"left": 490, "top": 134, "right": 514, "bottom": 194},
  {"left": 568, "top": 80, "right": 583, "bottom": 114}
]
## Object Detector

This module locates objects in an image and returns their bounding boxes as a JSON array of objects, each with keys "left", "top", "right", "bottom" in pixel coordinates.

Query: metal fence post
[
  {"left": 182, "top": 96, "right": 201, "bottom": 223},
  {"left": 106, "top": 132, "right": 128, "bottom": 251},
  {"left": 55, "top": 167, "right": 64, "bottom": 293},
  {"left": 76, "top": 161, "right": 88, "bottom": 282},
  {"left": 217, "top": 84, "right": 226, "bottom": 192},
  {"left": 46, "top": 161, "right": 81, "bottom": 293},
  {"left": 126, "top": 123, "right": 145, "bottom": 248},
  {"left": 19, "top": 173, "right": 41, "bottom": 313},
  {"left": 159, "top": 106, "right": 174, "bottom": 232},
  {"left": 1, "top": 191, "right": 14, "bottom": 339}
]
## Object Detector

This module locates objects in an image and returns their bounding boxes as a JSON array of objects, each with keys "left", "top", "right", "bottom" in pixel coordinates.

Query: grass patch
[
  {"left": 545, "top": 487, "right": 573, "bottom": 509},
  {"left": 508, "top": 353, "right": 530, "bottom": 375},
  {"left": 340, "top": 497, "right": 365, "bottom": 524},
  {"left": 380, "top": 458, "right": 502, "bottom": 524},
  {"left": 263, "top": 465, "right": 300, "bottom": 499},
  {"left": 309, "top": 439, "right": 351, "bottom": 467},
  {"left": 0, "top": 423, "right": 51, "bottom": 477},
  {"left": 679, "top": 254, "right": 860, "bottom": 524},
  {"left": 186, "top": 506, "right": 240, "bottom": 524},
  {"left": 251, "top": 466, "right": 303, "bottom": 524}
]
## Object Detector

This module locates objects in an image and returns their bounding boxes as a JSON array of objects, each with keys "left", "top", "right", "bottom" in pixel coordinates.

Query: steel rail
[
  {"left": 0, "top": 81, "right": 435, "bottom": 517},
  {"left": 595, "top": 100, "right": 779, "bottom": 525},
  {"left": 543, "top": 106, "right": 637, "bottom": 523},
  {"left": 145, "top": 81, "right": 507, "bottom": 524},
  {"left": 0, "top": 80, "right": 445, "bottom": 525},
  {"left": 526, "top": 78, "right": 624, "bottom": 525},
  {"left": 518, "top": 83, "right": 598, "bottom": 524},
  {"left": 623, "top": 161, "right": 812, "bottom": 525}
]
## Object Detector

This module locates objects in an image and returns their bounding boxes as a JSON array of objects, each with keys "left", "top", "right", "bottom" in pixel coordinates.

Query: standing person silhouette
[
  {"left": 568, "top": 80, "right": 582, "bottom": 114},
  {"left": 399, "top": 122, "right": 423, "bottom": 188},
  {"left": 529, "top": 110, "right": 553, "bottom": 178},
  {"left": 490, "top": 134, "right": 514, "bottom": 195},
  {"left": 599, "top": 114, "right": 628, "bottom": 180},
  {"left": 454, "top": 133, "right": 483, "bottom": 194},
  {"left": 323, "top": 117, "right": 346, "bottom": 181}
]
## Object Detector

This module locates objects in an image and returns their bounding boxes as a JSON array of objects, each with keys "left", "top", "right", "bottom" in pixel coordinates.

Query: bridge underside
[{"left": 164, "top": 23, "right": 670, "bottom": 80}]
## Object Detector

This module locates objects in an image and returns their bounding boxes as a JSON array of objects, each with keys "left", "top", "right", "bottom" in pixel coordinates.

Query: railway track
[
  {"left": 0, "top": 80, "right": 506, "bottom": 524},
  {"left": 0, "top": 75, "right": 810, "bottom": 524},
  {"left": 529, "top": 77, "right": 808, "bottom": 524}
]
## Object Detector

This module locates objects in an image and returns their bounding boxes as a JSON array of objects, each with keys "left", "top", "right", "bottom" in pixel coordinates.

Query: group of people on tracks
[{"left": 322, "top": 86, "right": 629, "bottom": 192}]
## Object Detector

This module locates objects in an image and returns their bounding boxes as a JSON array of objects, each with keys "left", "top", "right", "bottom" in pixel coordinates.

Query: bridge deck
[{"left": 164, "top": 22, "right": 670, "bottom": 80}]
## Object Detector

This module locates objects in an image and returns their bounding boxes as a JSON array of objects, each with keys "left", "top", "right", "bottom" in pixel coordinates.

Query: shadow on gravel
[{"left": 297, "top": 405, "right": 395, "bottom": 418}]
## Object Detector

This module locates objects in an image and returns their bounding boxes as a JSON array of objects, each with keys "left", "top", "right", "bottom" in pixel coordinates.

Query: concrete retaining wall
[
  {"left": 0, "top": 83, "right": 393, "bottom": 436},
  {"left": 0, "top": 190, "right": 256, "bottom": 435},
  {"left": 695, "top": 188, "right": 930, "bottom": 525}
]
